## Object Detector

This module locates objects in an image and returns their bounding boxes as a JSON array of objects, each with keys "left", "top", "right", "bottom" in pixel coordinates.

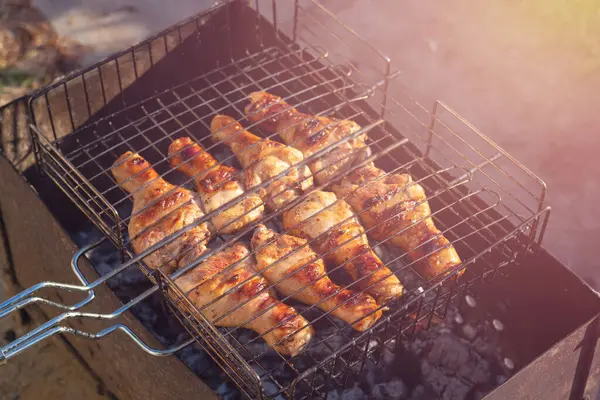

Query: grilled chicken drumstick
[
  {"left": 333, "top": 166, "right": 463, "bottom": 279},
  {"left": 111, "top": 152, "right": 211, "bottom": 273},
  {"left": 245, "top": 91, "right": 462, "bottom": 280},
  {"left": 175, "top": 243, "right": 313, "bottom": 356},
  {"left": 211, "top": 114, "right": 313, "bottom": 210},
  {"left": 251, "top": 225, "right": 382, "bottom": 331},
  {"left": 282, "top": 190, "right": 403, "bottom": 304},
  {"left": 211, "top": 114, "right": 402, "bottom": 302},
  {"left": 245, "top": 91, "right": 370, "bottom": 185},
  {"left": 168, "top": 137, "right": 264, "bottom": 235}
]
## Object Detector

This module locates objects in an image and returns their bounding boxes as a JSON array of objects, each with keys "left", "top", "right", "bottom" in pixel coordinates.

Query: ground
[
  {"left": 0, "top": 311, "right": 111, "bottom": 400},
  {"left": 1, "top": 0, "right": 600, "bottom": 398},
  {"left": 0, "top": 218, "right": 110, "bottom": 399}
]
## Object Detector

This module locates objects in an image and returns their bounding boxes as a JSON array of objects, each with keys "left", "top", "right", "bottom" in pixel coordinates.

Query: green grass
[{"left": 0, "top": 70, "right": 37, "bottom": 94}]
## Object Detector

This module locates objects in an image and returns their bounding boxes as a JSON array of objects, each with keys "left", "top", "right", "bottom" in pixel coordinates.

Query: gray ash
[
  {"left": 316, "top": 307, "right": 511, "bottom": 400},
  {"left": 69, "top": 218, "right": 514, "bottom": 400}
]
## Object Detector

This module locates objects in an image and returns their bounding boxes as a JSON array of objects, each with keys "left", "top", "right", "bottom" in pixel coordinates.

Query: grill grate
[
  {"left": 41, "top": 45, "right": 375, "bottom": 249},
  {"left": 1, "top": 1, "right": 550, "bottom": 399}
]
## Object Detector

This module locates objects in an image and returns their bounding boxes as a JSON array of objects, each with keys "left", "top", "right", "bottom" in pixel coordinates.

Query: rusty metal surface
[{"left": 0, "top": 153, "right": 217, "bottom": 400}]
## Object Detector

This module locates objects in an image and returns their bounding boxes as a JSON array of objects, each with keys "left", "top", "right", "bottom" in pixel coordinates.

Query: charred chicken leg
[
  {"left": 175, "top": 243, "right": 313, "bottom": 356},
  {"left": 333, "top": 166, "right": 463, "bottom": 280},
  {"left": 245, "top": 91, "right": 463, "bottom": 280},
  {"left": 251, "top": 224, "right": 382, "bottom": 331},
  {"left": 111, "top": 152, "right": 211, "bottom": 274},
  {"left": 168, "top": 136, "right": 264, "bottom": 235},
  {"left": 245, "top": 91, "right": 370, "bottom": 185},
  {"left": 211, "top": 114, "right": 313, "bottom": 210},
  {"left": 282, "top": 190, "right": 404, "bottom": 304}
]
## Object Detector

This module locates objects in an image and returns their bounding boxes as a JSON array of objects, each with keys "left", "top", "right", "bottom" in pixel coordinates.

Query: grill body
[{"left": 1, "top": 1, "right": 600, "bottom": 399}]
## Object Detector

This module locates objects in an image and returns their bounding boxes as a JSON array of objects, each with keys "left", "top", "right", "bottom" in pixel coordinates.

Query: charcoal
[
  {"left": 216, "top": 382, "right": 239, "bottom": 400},
  {"left": 472, "top": 337, "right": 495, "bottom": 357},
  {"left": 382, "top": 346, "right": 396, "bottom": 364},
  {"left": 427, "top": 334, "right": 471, "bottom": 369},
  {"left": 341, "top": 384, "right": 365, "bottom": 400},
  {"left": 473, "top": 390, "right": 487, "bottom": 400},
  {"left": 131, "top": 301, "right": 159, "bottom": 327},
  {"left": 461, "top": 324, "right": 477, "bottom": 341},
  {"left": 464, "top": 359, "right": 490, "bottom": 385},
  {"left": 261, "top": 380, "right": 282, "bottom": 398},
  {"left": 179, "top": 344, "right": 215, "bottom": 376},
  {"left": 266, "top": 218, "right": 284, "bottom": 233},
  {"left": 420, "top": 363, "right": 472, "bottom": 400},
  {"left": 441, "top": 379, "right": 470, "bottom": 400},
  {"left": 495, "top": 375, "right": 508, "bottom": 385},
  {"left": 421, "top": 362, "right": 448, "bottom": 393},
  {"left": 364, "top": 367, "right": 377, "bottom": 389},
  {"left": 417, "top": 329, "right": 493, "bottom": 399},
  {"left": 371, "top": 378, "right": 407, "bottom": 399},
  {"left": 408, "top": 385, "right": 429, "bottom": 399},
  {"left": 373, "top": 244, "right": 388, "bottom": 260},
  {"left": 311, "top": 331, "right": 347, "bottom": 359},
  {"left": 236, "top": 331, "right": 271, "bottom": 357},
  {"left": 71, "top": 230, "right": 95, "bottom": 247},
  {"left": 410, "top": 338, "right": 427, "bottom": 355}
]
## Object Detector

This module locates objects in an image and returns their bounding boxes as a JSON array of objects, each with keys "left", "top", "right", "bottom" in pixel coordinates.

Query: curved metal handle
[
  {"left": 0, "top": 322, "right": 195, "bottom": 363},
  {"left": 0, "top": 240, "right": 100, "bottom": 318},
  {"left": 0, "top": 237, "right": 194, "bottom": 363}
]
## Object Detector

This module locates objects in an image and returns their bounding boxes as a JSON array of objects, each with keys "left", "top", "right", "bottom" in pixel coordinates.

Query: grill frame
[{"left": 9, "top": 0, "right": 551, "bottom": 399}]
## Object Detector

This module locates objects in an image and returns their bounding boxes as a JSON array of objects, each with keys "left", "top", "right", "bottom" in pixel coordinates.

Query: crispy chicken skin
[
  {"left": 175, "top": 243, "right": 313, "bottom": 356},
  {"left": 282, "top": 191, "right": 403, "bottom": 304},
  {"left": 168, "top": 137, "right": 264, "bottom": 235},
  {"left": 251, "top": 225, "right": 382, "bottom": 331},
  {"left": 111, "top": 152, "right": 211, "bottom": 274},
  {"left": 333, "top": 165, "right": 463, "bottom": 280},
  {"left": 244, "top": 91, "right": 371, "bottom": 185},
  {"left": 211, "top": 114, "right": 313, "bottom": 210}
]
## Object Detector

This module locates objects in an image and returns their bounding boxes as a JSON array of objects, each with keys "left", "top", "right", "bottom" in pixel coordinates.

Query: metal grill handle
[
  {"left": 0, "top": 323, "right": 195, "bottom": 364},
  {"left": 0, "top": 238, "right": 194, "bottom": 363},
  {"left": 0, "top": 242, "right": 97, "bottom": 318}
]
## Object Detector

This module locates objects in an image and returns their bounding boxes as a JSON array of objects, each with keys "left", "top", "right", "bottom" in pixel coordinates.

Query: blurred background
[{"left": 1, "top": 0, "right": 599, "bottom": 398}]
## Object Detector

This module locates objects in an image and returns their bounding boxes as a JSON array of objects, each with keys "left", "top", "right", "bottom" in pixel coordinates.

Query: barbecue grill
[{"left": 1, "top": 1, "right": 600, "bottom": 399}]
